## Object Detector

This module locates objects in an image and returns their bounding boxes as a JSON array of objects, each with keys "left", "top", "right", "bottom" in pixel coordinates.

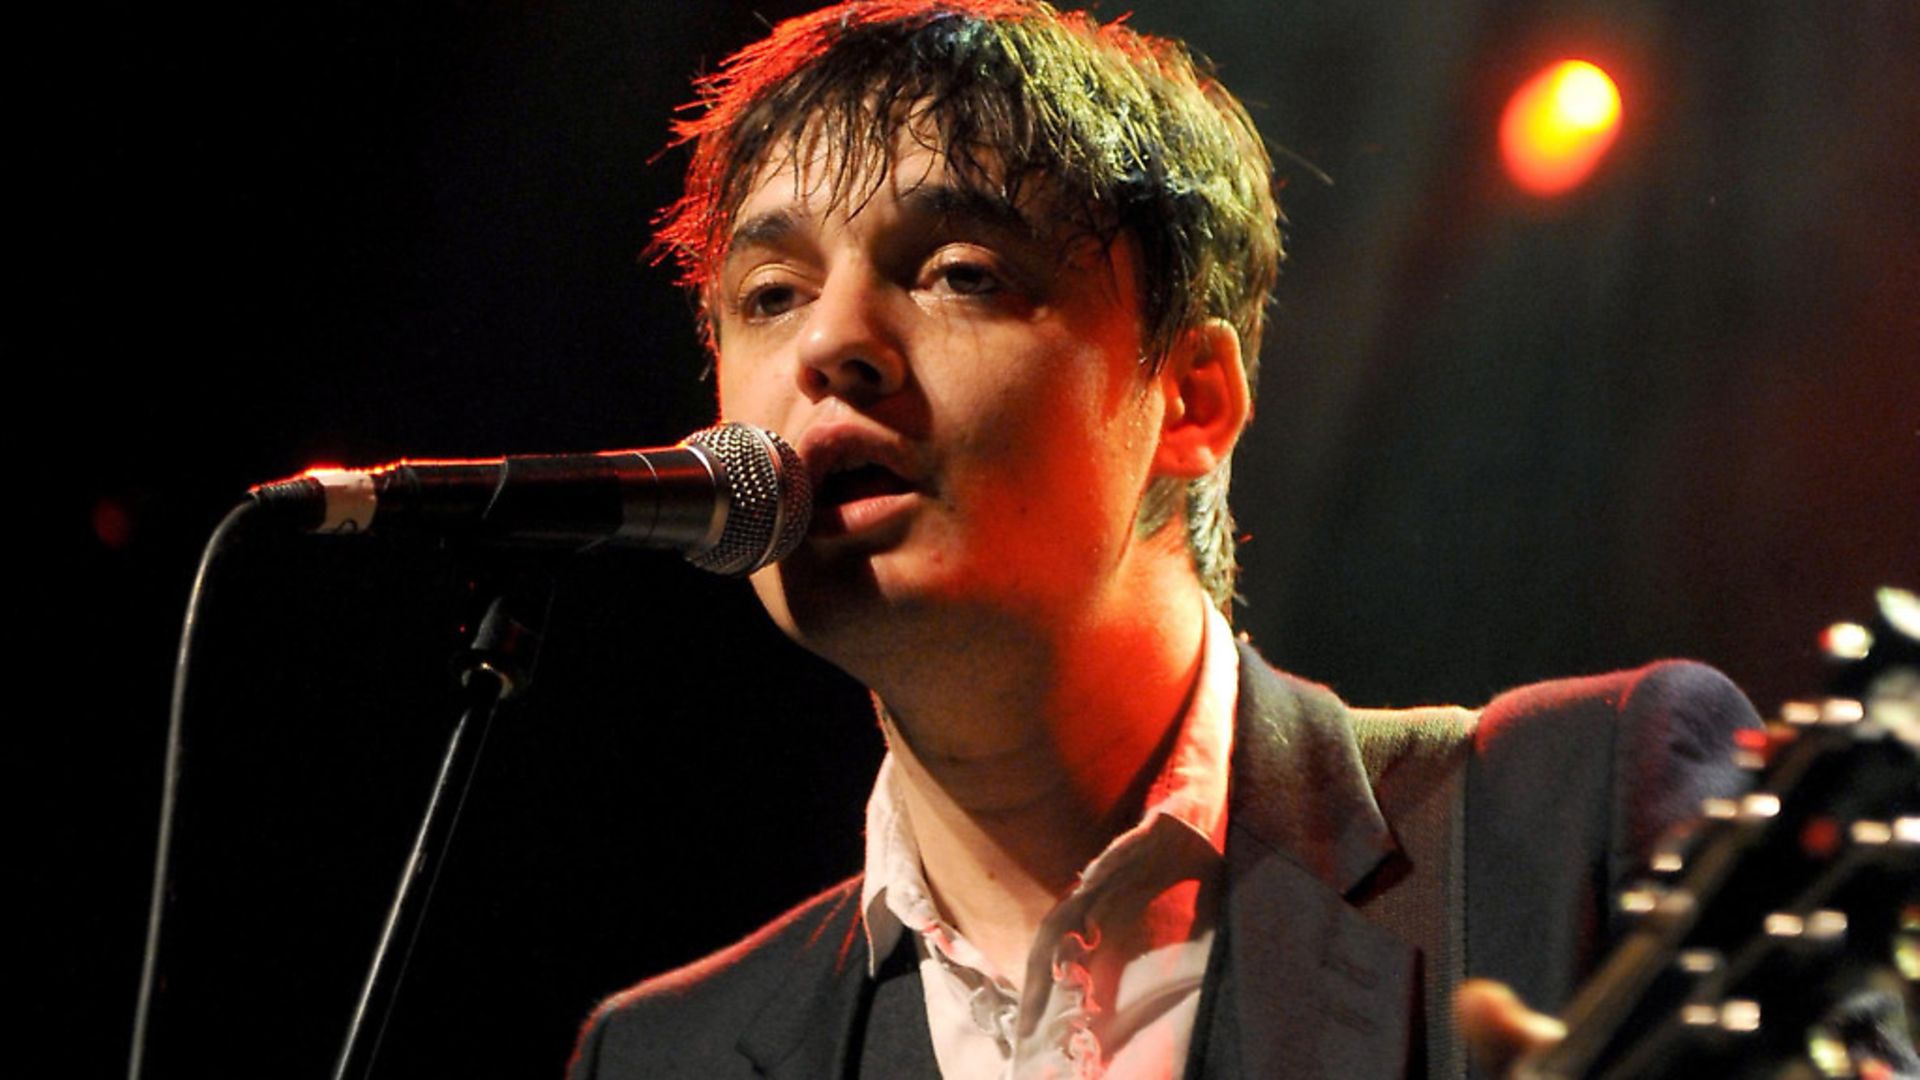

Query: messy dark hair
[{"left": 656, "top": 0, "right": 1282, "bottom": 611}]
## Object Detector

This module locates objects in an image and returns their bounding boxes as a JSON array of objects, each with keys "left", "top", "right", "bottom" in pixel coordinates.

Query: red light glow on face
[{"left": 1500, "top": 60, "right": 1622, "bottom": 196}]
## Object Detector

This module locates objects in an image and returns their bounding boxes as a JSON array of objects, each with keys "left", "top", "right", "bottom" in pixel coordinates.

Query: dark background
[{"left": 32, "top": 0, "right": 1915, "bottom": 1075}]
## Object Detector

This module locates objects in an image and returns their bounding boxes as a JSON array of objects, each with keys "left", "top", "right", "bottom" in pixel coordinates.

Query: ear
[{"left": 1152, "top": 318, "right": 1250, "bottom": 480}]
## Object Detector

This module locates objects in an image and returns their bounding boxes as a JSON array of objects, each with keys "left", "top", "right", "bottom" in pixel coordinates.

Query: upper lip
[{"left": 796, "top": 422, "right": 925, "bottom": 493}]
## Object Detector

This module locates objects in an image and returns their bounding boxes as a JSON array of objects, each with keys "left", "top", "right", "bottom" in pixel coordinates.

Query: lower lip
[{"left": 808, "top": 490, "right": 919, "bottom": 541}]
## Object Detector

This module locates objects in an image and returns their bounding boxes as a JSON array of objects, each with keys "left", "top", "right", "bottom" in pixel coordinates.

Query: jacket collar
[
  {"left": 1209, "top": 641, "right": 1419, "bottom": 1079},
  {"left": 1226, "top": 639, "right": 1400, "bottom": 895},
  {"left": 736, "top": 643, "right": 1419, "bottom": 1078},
  {"left": 734, "top": 883, "right": 874, "bottom": 1079}
]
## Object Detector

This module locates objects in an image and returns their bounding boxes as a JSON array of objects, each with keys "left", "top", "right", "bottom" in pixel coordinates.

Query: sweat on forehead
[{"left": 650, "top": 0, "right": 1282, "bottom": 369}]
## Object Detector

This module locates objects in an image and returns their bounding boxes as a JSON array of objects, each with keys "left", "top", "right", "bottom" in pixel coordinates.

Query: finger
[{"left": 1456, "top": 978, "right": 1568, "bottom": 1076}]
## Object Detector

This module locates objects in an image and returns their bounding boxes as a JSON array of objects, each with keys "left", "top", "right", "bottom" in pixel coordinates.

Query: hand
[{"left": 1455, "top": 978, "right": 1567, "bottom": 1077}]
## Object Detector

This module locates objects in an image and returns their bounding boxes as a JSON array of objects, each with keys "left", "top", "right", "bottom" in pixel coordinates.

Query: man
[{"left": 570, "top": 3, "right": 1758, "bottom": 1076}]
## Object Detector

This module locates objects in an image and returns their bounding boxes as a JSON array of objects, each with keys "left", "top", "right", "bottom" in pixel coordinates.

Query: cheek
[
  {"left": 714, "top": 354, "right": 786, "bottom": 428},
  {"left": 963, "top": 387, "right": 1157, "bottom": 543},
  {"left": 975, "top": 341, "right": 1114, "bottom": 437},
  {"left": 713, "top": 358, "right": 741, "bottom": 416}
]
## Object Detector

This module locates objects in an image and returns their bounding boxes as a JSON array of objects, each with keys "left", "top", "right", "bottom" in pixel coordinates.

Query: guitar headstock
[{"left": 1520, "top": 587, "right": 1919, "bottom": 1080}]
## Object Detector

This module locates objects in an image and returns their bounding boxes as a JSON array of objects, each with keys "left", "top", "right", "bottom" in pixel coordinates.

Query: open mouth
[{"left": 817, "top": 463, "right": 917, "bottom": 508}]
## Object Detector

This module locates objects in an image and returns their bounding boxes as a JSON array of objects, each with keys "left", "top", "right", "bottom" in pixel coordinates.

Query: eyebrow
[
  {"left": 895, "top": 183, "right": 1040, "bottom": 241},
  {"left": 726, "top": 207, "right": 804, "bottom": 256},
  {"left": 721, "top": 182, "right": 1042, "bottom": 265}
]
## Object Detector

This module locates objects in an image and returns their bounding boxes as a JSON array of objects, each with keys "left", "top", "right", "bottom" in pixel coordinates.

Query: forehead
[{"left": 725, "top": 139, "right": 1042, "bottom": 254}]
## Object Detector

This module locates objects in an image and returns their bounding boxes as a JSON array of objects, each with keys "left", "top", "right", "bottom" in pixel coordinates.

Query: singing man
[{"left": 569, "top": 3, "right": 1760, "bottom": 1076}]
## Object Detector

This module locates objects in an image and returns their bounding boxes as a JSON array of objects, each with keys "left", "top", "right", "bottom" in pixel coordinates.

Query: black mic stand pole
[{"left": 332, "top": 578, "right": 550, "bottom": 1080}]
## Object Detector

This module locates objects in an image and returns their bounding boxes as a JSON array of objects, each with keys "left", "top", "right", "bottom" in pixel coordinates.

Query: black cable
[{"left": 127, "top": 498, "right": 259, "bottom": 1080}]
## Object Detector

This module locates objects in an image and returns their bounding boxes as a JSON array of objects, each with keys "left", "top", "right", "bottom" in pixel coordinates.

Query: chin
[
  {"left": 748, "top": 550, "right": 990, "bottom": 671},
  {"left": 747, "top": 553, "right": 888, "bottom": 660}
]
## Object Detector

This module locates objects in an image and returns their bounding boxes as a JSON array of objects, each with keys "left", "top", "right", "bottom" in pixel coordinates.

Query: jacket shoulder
[
  {"left": 1475, "top": 659, "right": 1760, "bottom": 859},
  {"left": 1476, "top": 659, "right": 1756, "bottom": 752},
  {"left": 1465, "top": 660, "right": 1760, "bottom": 1010},
  {"left": 568, "top": 877, "right": 866, "bottom": 1080}
]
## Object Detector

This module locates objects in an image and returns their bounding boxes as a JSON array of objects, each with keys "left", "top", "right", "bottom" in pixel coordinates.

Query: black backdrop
[{"left": 30, "top": 0, "right": 1916, "bottom": 1075}]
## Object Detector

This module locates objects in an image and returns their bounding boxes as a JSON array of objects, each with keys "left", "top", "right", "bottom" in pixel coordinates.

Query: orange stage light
[{"left": 1500, "top": 60, "right": 1622, "bottom": 197}]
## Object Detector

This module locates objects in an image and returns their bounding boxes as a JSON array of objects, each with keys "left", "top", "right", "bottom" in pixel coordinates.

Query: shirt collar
[{"left": 859, "top": 602, "right": 1241, "bottom": 973}]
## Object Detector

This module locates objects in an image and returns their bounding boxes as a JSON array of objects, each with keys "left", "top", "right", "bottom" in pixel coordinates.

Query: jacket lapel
[
  {"left": 1210, "top": 643, "right": 1421, "bottom": 1078},
  {"left": 735, "top": 645, "right": 1424, "bottom": 1079},
  {"left": 736, "top": 885, "right": 874, "bottom": 1079}
]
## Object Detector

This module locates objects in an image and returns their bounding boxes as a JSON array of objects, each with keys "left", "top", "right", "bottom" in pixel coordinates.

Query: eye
[
  {"left": 743, "top": 283, "right": 801, "bottom": 318},
  {"left": 933, "top": 260, "right": 1000, "bottom": 296},
  {"left": 922, "top": 248, "right": 1006, "bottom": 298},
  {"left": 730, "top": 269, "right": 813, "bottom": 322}
]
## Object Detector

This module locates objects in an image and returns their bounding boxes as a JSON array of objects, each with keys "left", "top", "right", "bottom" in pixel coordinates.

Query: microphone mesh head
[{"left": 681, "top": 423, "right": 812, "bottom": 576}]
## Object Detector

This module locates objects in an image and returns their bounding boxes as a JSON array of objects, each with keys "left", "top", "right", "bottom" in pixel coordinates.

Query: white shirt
[{"left": 861, "top": 604, "right": 1240, "bottom": 1079}]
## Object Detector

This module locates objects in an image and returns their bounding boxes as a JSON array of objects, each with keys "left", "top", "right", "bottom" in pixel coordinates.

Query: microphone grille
[{"left": 681, "top": 423, "right": 812, "bottom": 576}]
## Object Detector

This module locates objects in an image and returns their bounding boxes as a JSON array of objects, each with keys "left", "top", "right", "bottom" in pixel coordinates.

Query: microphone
[{"left": 247, "top": 422, "right": 813, "bottom": 575}]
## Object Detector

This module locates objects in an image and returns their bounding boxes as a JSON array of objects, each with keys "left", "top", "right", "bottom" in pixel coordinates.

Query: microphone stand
[{"left": 332, "top": 576, "right": 551, "bottom": 1080}]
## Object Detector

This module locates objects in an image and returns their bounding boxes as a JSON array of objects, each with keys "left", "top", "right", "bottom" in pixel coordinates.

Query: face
[{"left": 712, "top": 142, "right": 1177, "bottom": 667}]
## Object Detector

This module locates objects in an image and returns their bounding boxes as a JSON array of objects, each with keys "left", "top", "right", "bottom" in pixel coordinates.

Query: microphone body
[{"left": 248, "top": 423, "right": 811, "bottom": 575}]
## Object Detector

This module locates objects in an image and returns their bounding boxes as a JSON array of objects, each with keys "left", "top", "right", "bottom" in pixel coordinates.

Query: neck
[{"left": 870, "top": 570, "right": 1212, "bottom": 984}]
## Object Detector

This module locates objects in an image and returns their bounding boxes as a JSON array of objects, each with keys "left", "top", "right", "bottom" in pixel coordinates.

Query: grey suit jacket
[{"left": 570, "top": 646, "right": 1758, "bottom": 1078}]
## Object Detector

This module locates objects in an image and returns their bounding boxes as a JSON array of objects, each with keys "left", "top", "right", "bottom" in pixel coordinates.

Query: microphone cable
[{"left": 127, "top": 498, "right": 260, "bottom": 1080}]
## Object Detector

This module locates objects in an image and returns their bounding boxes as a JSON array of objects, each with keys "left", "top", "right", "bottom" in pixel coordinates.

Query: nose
[{"left": 796, "top": 268, "right": 907, "bottom": 403}]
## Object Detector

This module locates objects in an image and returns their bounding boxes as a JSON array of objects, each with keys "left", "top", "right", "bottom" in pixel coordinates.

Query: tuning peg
[
  {"left": 1763, "top": 910, "right": 1850, "bottom": 944},
  {"left": 1780, "top": 698, "right": 1868, "bottom": 730},
  {"left": 1849, "top": 818, "right": 1916, "bottom": 848},
  {"left": 1822, "top": 621, "right": 1875, "bottom": 663},
  {"left": 1676, "top": 948, "right": 1722, "bottom": 976},
  {"left": 1646, "top": 816, "right": 1711, "bottom": 879},
  {"left": 1619, "top": 884, "right": 1702, "bottom": 936},
  {"left": 1710, "top": 998, "right": 1762, "bottom": 1034},
  {"left": 1670, "top": 998, "right": 1765, "bottom": 1072},
  {"left": 1696, "top": 793, "right": 1787, "bottom": 826}
]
